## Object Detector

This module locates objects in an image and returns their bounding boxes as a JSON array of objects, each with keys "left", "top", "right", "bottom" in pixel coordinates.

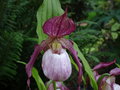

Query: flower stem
[
  {"left": 53, "top": 81, "right": 56, "bottom": 90},
  {"left": 46, "top": 80, "right": 53, "bottom": 89}
]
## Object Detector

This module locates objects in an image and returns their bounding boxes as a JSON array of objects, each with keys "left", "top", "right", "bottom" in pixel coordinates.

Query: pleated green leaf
[
  {"left": 17, "top": 61, "right": 46, "bottom": 90},
  {"left": 32, "top": 68, "right": 46, "bottom": 90},
  {"left": 70, "top": 55, "right": 86, "bottom": 86},
  {"left": 36, "top": 0, "right": 64, "bottom": 43},
  {"left": 116, "top": 63, "right": 120, "bottom": 68},
  {"left": 73, "top": 42, "right": 98, "bottom": 90}
]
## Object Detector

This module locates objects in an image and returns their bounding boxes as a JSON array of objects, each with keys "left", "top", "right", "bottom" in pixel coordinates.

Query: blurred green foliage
[{"left": 0, "top": 0, "right": 120, "bottom": 89}]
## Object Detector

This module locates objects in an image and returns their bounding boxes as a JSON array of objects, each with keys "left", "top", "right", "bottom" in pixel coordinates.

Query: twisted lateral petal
[
  {"left": 26, "top": 45, "right": 42, "bottom": 87},
  {"left": 59, "top": 38, "right": 82, "bottom": 85},
  {"left": 43, "top": 10, "right": 76, "bottom": 37},
  {"left": 110, "top": 68, "right": 120, "bottom": 76},
  {"left": 25, "top": 40, "right": 50, "bottom": 87},
  {"left": 93, "top": 59, "right": 116, "bottom": 71}
]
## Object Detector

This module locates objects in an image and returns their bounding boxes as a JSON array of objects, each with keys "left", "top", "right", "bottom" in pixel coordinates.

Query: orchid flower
[
  {"left": 25, "top": 10, "right": 82, "bottom": 89},
  {"left": 93, "top": 59, "right": 120, "bottom": 90}
]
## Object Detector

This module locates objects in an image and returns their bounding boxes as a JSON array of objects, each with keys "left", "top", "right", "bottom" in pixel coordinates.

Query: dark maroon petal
[
  {"left": 43, "top": 10, "right": 76, "bottom": 37},
  {"left": 25, "top": 39, "right": 50, "bottom": 87},
  {"left": 59, "top": 38, "right": 83, "bottom": 85},
  {"left": 93, "top": 59, "right": 116, "bottom": 71},
  {"left": 110, "top": 68, "right": 120, "bottom": 76},
  {"left": 26, "top": 45, "right": 43, "bottom": 87}
]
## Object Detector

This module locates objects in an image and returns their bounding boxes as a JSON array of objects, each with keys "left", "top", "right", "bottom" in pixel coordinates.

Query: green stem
[
  {"left": 116, "top": 63, "right": 120, "bottom": 68},
  {"left": 46, "top": 80, "right": 53, "bottom": 89},
  {"left": 53, "top": 81, "right": 56, "bottom": 90}
]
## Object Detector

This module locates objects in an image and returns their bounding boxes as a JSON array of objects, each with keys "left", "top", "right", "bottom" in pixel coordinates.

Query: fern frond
[{"left": 0, "top": 31, "right": 23, "bottom": 86}]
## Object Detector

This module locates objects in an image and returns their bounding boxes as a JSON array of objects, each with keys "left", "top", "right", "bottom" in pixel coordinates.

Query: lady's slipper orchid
[
  {"left": 25, "top": 10, "right": 82, "bottom": 89},
  {"left": 93, "top": 60, "right": 120, "bottom": 90}
]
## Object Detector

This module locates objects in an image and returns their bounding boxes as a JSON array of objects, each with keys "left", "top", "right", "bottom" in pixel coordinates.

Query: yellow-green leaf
[
  {"left": 73, "top": 42, "right": 98, "bottom": 90},
  {"left": 32, "top": 68, "right": 46, "bottom": 90},
  {"left": 36, "top": 0, "right": 64, "bottom": 43}
]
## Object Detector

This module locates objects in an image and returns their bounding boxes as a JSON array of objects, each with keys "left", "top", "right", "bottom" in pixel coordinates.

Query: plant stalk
[{"left": 53, "top": 81, "right": 56, "bottom": 90}]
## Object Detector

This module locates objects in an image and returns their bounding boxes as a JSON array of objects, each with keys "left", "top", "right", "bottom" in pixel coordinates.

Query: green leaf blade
[
  {"left": 36, "top": 0, "right": 64, "bottom": 43},
  {"left": 73, "top": 42, "right": 98, "bottom": 90},
  {"left": 32, "top": 68, "right": 47, "bottom": 90}
]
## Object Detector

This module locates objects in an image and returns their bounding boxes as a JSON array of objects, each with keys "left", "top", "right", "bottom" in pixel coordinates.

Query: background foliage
[{"left": 0, "top": 0, "right": 120, "bottom": 90}]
